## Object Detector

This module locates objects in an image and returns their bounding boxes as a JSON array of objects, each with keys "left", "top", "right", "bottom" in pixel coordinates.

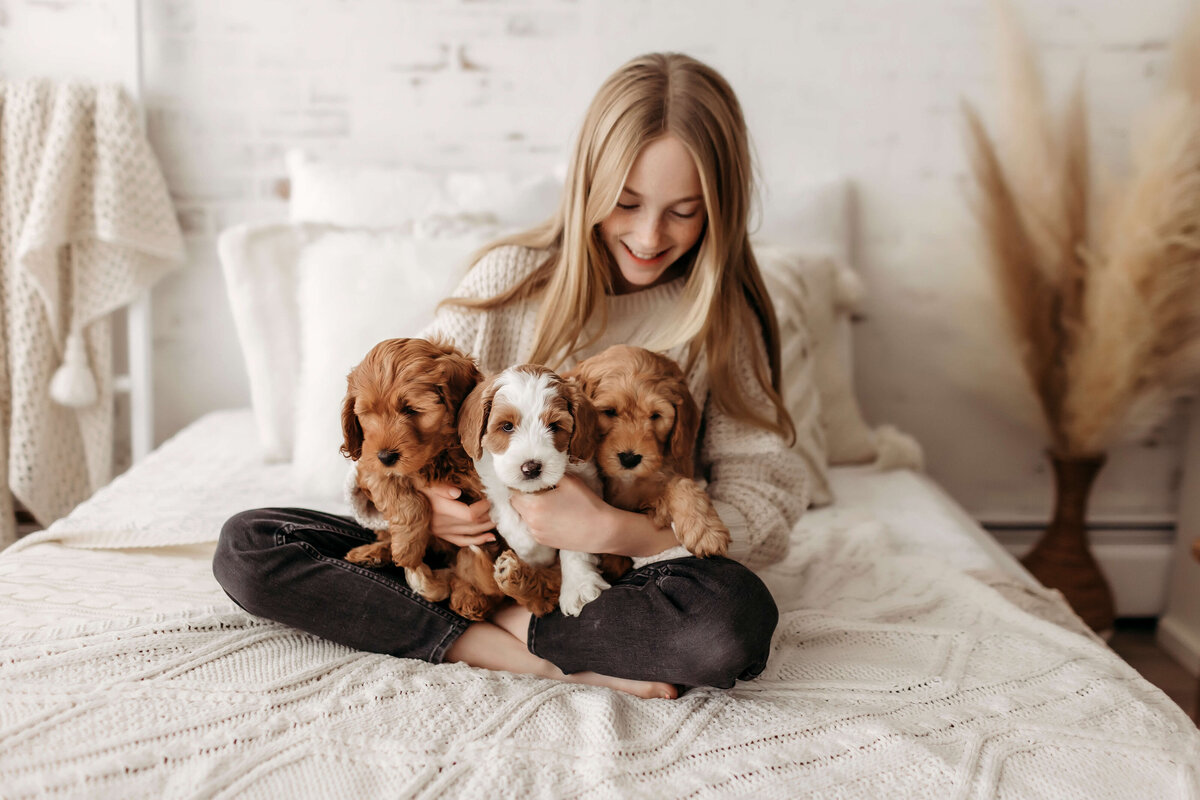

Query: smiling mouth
[{"left": 623, "top": 242, "right": 668, "bottom": 264}]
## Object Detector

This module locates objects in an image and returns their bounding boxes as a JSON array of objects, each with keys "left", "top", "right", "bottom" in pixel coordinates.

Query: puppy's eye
[
  {"left": 546, "top": 422, "right": 560, "bottom": 433},
  {"left": 401, "top": 406, "right": 419, "bottom": 416},
  {"left": 650, "top": 413, "right": 661, "bottom": 421},
  {"left": 500, "top": 421, "right": 515, "bottom": 433},
  {"left": 601, "top": 409, "right": 618, "bottom": 418}
]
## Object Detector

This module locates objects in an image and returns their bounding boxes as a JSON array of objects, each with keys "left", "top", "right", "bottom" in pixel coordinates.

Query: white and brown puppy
[{"left": 458, "top": 364, "right": 609, "bottom": 617}]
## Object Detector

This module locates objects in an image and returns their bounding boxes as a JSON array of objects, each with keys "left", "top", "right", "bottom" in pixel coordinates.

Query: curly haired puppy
[
  {"left": 341, "top": 337, "right": 506, "bottom": 621},
  {"left": 458, "top": 364, "right": 609, "bottom": 617},
  {"left": 568, "top": 345, "right": 730, "bottom": 560}
]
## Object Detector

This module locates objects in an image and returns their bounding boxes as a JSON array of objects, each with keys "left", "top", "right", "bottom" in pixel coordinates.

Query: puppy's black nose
[
  {"left": 618, "top": 451, "right": 642, "bottom": 469},
  {"left": 377, "top": 450, "right": 399, "bottom": 467},
  {"left": 521, "top": 460, "right": 542, "bottom": 479}
]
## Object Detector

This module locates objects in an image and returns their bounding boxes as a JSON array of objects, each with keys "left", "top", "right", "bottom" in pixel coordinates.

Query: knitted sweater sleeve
[{"left": 701, "top": 322, "right": 809, "bottom": 571}]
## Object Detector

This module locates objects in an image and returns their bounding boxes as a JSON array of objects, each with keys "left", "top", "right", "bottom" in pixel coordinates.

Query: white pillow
[
  {"left": 286, "top": 149, "right": 561, "bottom": 229},
  {"left": 757, "top": 244, "right": 923, "bottom": 478},
  {"left": 218, "top": 223, "right": 303, "bottom": 461},
  {"left": 291, "top": 223, "right": 501, "bottom": 498}
]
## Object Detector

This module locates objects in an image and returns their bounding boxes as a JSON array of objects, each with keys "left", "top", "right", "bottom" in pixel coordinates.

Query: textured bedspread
[{"left": 1, "top": 412, "right": 1197, "bottom": 798}]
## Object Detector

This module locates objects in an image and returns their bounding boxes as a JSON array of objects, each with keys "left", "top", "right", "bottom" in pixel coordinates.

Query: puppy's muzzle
[
  {"left": 377, "top": 450, "right": 400, "bottom": 467},
  {"left": 520, "top": 460, "right": 542, "bottom": 479},
  {"left": 617, "top": 451, "right": 643, "bottom": 469}
]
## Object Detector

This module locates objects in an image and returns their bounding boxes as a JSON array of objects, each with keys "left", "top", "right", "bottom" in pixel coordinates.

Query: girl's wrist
[{"left": 602, "top": 506, "right": 678, "bottom": 557}]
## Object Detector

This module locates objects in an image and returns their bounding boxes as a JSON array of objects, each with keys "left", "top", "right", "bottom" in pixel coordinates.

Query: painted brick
[{"left": 2, "top": 0, "right": 1192, "bottom": 522}]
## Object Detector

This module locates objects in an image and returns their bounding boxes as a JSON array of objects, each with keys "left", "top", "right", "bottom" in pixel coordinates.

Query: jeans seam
[
  {"left": 278, "top": 520, "right": 377, "bottom": 544},
  {"left": 527, "top": 614, "right": 539, "bottom": 658},
  {"left": 430, "top": 624, "right": 467, "bottom": 664},
  {"left": 283, "top": 535, "right": 467, "bottom": 628}
]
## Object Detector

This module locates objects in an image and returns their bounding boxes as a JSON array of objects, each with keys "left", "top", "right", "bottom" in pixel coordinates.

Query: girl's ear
[
  {"left": 457, "top": 380, "right": 494, "bottom": 460},
  {"left": 565, "top": 380, "right": 600, "bottom": 461},
  {"left": 340, "top": 387, "right": 363, "bottom": 461},
  {"left": 666, "top": 380, "right": 700, "bottom": 478}
]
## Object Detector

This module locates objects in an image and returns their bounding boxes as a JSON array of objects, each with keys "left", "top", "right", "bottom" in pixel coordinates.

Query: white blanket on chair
[{"left": 0, "top": 79, "right": 184, "bottom": 547}]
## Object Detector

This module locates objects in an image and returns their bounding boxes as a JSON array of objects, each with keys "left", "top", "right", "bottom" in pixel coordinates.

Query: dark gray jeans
[{"left": 212, "top": 507, "right": 778, "bottom": 688}]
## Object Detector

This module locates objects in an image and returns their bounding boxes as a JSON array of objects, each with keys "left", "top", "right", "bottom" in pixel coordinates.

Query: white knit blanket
[
  {"left": 0, "top": 79, "right": 184, "bottom": 547},
  {"left": 0, "top": 416, "right": 1197, "bottom": 798}
]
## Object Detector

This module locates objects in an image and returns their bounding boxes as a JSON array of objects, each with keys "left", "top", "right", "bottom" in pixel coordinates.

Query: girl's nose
[{"left": 633, "top": 214, "right": 663, "bottom": 250}]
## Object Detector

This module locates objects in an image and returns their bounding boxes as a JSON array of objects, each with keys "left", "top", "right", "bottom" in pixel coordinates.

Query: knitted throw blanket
[
  {"left": 0, "top": 80, "right": 184, "bottom": 547},
  {"left": 0, "top": 410, "right": 1195, "bottom": 797},
  {"left": 2, "top": 536, "right": 1196, "bottom": 797}
]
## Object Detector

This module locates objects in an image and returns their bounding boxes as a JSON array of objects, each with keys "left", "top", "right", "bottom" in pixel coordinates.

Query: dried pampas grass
[
  {"left": 1064, "top": 93, "right": 1200, "bottom": 453},
  {"left": 965, "top": 0, "right": 1200, "bottom": 458}
]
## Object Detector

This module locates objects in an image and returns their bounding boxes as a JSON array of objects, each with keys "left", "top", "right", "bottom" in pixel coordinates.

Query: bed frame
[{"left": 119, "top": 0, "right": 153, "bottom": 466}]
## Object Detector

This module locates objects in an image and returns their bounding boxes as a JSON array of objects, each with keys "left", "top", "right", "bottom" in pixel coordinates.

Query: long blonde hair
[{"left": 444, "top": 52, "right": 794, "bottom": 442}]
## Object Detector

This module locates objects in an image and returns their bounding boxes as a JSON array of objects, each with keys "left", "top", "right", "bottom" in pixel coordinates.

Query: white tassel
[
  {"left": 49, "top": 332, "right": 98, "bottom": 408},
  {"left": 870, "top": 424, "right": 925, "bottom": 471},
  {"left": 833, "top": 264, "right": 866, "bottom": 313}
]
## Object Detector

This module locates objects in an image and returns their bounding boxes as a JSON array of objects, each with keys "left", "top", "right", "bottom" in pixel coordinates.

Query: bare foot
[{"left": 553, "top": 667, "right": 678, "bottom": 699}]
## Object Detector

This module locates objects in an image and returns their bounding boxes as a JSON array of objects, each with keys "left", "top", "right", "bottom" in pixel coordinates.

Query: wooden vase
[{"left": 1020, "top": 452, "right": 1115, "bottom": 634}]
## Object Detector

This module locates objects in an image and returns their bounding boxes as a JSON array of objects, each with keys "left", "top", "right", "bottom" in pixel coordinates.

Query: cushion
[
  {"left": 286, "top": 149, "right": 562, "bottom": 230},
  {"left": 757, "top": 246, "right": 873, "bottom": 471},
  {"left": 291, "top": 222, "right": 502, "bottom": 498},
  {"left": 217, "top": 223, "right": 303, "bottom": 462}
]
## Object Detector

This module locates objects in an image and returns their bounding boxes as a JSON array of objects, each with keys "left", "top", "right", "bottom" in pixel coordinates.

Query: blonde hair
[{"left": 444, "top": 52, "right": 794, "bottom": 442}]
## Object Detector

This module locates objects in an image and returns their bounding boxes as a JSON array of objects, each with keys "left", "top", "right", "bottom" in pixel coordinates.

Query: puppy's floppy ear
[
  {"left": 665, "top": 379, "right": 701, "bottom": 477},
  {"left": 564, "top": 379, "right": 600, "bottom": 461},
  {"left": 434, "top": 350, "right": 484, "bottom": 418},
  {"left": 339, "top": 383, "right": 363, "bottom": 461},
  {"left": 457, "top": 378, "right": 495, "bottom": 460},
  {"left": 563, "top": 361, "right": 597, "bottom": 401}
]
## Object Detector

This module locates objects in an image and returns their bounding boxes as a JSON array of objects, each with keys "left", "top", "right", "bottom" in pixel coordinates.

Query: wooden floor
[{"left": 1108, "top": 618, "right": 1197, "bottom": 724}]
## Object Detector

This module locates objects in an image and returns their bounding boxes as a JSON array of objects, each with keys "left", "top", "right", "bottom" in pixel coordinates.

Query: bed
[{"left": 1, "top": 162, "right": 1197, "bottom": 798}]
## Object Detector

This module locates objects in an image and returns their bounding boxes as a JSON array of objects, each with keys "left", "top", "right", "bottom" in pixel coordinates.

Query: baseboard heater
[{"left": 982, "top": 520, "right": 1175, "bottom": 618}]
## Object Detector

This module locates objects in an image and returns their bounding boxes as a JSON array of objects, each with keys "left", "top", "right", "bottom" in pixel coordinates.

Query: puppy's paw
[
  {"left": 345, "top": 542, "right": 391, "bottom": 567},
  {"left": 495, "top": 553, "right": 560, "bottom": 616},
  {"left": 558, "top": 572, "right": 609, "bottom": 617},
  {"left": 667, "top": 480, "right": 731, "bottom": 558},
  {"left": 685, "top": 521, "right": 731, "bottom": 559},
  {"left": 406, "top": 566, "right": 451, "bottom": 602},
  {"left": 493, "top": 550, "right": 521, "bottom": 591}
]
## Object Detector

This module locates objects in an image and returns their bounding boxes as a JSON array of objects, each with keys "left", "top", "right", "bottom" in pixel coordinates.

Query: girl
[{"left": 214, "top": 53, "right": 810, "bottom": 699}]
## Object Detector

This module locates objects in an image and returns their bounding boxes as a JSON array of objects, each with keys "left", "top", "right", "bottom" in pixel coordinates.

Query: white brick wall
[{"left": 0, "top": 0, "right": 1191, "bottom": 524}]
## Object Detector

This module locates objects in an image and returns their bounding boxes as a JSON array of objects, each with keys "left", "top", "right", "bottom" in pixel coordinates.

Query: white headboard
[
  {"left": 116, "top": 293, "right": 154, "bottom": 463},
  {"left": 120, "top": 0, "right": 153, "bottom": 465}
]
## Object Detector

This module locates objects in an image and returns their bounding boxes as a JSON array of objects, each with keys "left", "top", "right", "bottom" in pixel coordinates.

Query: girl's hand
[
  {"left": 420, "top": 483, "right": 496, "bottom": 547},
  {"left": 509, "top": 475, "right": 678, "bottom": 557}
]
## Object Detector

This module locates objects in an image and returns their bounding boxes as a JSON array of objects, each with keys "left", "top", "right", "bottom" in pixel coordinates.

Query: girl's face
[{"left": 598, "top": 135, "right": 707, "bottom": 294}]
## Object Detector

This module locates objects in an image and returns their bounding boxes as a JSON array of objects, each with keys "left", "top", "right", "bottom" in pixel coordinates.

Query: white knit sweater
[{"left": 421, "top": 245, "right": 810, "bottom": 569}]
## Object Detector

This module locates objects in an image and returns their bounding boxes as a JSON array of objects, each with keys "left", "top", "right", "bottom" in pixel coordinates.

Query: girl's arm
[
  {"left": 699, "top": 323, "right": 810, "bottom": 570},
  {"left": 508, "top": 475, "right": 678, "bottom": 557}
]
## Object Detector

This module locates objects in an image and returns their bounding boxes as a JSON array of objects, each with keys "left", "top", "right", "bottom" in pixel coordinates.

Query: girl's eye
[
  {"left": 671, "top": 210, "right": 697, "bottom": 219},
  {"left": 500, "top": 421, "right": 515, "bottom": 433},
  {"left": 601, "top": 409, "right": 618, "bottom": 418},
  {"left": 616, "top": 203, "right": 638, "bottom": 211}
]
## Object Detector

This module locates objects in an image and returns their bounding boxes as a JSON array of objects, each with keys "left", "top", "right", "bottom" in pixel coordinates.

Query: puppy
[
  {"left": 568, "top": 345, "right": 731, "bottom": 560},
  {"left": 340, "top": 337, "right": 506, "bottom": 621},
  {"left": 458, "top": 364, "right": 610, "bottom": 617}
]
